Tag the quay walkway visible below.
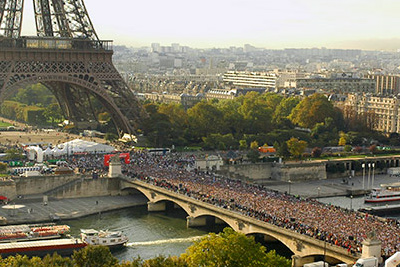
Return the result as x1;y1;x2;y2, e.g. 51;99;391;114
0;195;147;225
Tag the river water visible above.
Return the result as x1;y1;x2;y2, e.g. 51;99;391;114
65;206;212;262
62;195;400;262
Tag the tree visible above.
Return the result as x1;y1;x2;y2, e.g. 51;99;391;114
286;137;308;158
143;255;187;267
239;140;247;150
250;140;259;150
142;103;173;147
344;145;352;152
0;162;7;173
338;131;347;146
273;97;300;124
72;245;119;267
181;227;290;267
289;93;342;129
247;149;260;163
187;101;224;142
42;103;64;125
237;92;273;134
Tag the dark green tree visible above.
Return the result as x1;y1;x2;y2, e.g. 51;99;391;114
181;227;290;267
187;101;224;142
72;245;119;267
289;93;342;129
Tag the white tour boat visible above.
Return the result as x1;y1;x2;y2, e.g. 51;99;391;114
80;229;128;249
365;182;400;203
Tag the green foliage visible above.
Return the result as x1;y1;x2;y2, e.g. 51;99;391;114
250;140;259;150
134;92;389;150
187;101;224;141
43;103;64;124
0;163;7;173
247;149;260;163
0;101;24;121
181;227;290;267
273;97;300;124
3;149;24;161
143;255;187;267
237;92;273;134
12;84;56;107
289;93;342;129
42;253;74;267
23;106;46;125
202;133;237;150
344;145;352;152
239;139;247;150
72;245;119;267
286;137;308;158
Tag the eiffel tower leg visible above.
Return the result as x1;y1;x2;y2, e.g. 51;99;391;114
0;42;146;136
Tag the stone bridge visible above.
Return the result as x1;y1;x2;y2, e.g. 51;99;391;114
120;178;358;266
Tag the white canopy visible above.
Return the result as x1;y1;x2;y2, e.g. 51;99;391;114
43;147;53;156
59;139;115;154
52;147;63;157
26;146;44;163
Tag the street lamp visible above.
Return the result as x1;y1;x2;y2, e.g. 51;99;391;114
362;163;365;189
317;187;321;198
350;195;353;210
288;180;292;195
371;163;375;188
368;163;371;189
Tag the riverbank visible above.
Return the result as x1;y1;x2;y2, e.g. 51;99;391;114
0;195;148;225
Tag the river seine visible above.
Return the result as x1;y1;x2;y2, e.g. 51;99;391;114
65;206;212;262
63;195;400;262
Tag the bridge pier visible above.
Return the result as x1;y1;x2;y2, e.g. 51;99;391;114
147;201;166;212
186;216;207;227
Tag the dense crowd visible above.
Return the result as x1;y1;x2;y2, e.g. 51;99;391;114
55;150;400;258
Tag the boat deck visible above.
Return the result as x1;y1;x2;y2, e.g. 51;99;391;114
0;238;84;250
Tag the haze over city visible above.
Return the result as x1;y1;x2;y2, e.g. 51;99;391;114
20;0;400;51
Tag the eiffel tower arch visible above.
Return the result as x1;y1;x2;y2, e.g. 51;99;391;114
0;0;145;135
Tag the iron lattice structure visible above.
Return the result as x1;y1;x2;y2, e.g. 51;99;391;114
0;0;145;135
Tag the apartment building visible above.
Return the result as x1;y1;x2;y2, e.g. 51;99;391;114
296;76;375;94
345;94;400;133
223;71;277;90
365;74;400;95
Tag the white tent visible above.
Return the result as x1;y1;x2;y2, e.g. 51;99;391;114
26;146;44;163
44;147;53;157
52;147;63;157
60;139;115;154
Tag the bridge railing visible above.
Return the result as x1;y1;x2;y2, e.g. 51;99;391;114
0;37;113;51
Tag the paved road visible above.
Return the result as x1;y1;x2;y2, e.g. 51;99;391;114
265;173;400;198
0;195;147;225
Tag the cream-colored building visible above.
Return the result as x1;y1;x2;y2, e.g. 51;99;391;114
223;71;277;90
345;94;400;133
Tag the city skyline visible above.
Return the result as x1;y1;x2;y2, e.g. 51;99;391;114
21;0;400;51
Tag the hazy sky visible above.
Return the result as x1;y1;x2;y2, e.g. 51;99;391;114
21;0;400;50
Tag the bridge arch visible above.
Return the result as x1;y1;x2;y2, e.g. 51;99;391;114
246;232;294;258
120;179;359;266
298;254;348;266
1;74;133;134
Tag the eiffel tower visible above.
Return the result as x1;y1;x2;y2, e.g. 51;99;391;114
0;0;145;135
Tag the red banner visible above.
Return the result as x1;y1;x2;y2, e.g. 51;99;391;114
104;153;130;167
